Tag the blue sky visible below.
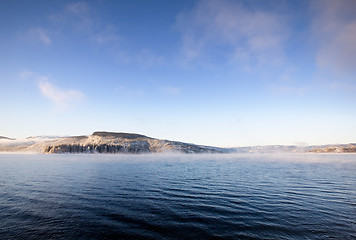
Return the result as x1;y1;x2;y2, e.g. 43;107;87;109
1;0;356;147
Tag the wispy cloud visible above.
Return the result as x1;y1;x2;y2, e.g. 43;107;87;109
50;1;92;30
19;70;34;79
268;85;309;95
113;48;165;68
137;49;165;68
50;2;120;44
115;86;145;97
175;0;289;67
160;86;181;96
38;77;85;110
311;0;356;77
93;33;121;45
66;2;89;15
27;28;51;45
33;1;165;69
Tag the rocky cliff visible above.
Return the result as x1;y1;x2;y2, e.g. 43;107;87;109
26;131;228;154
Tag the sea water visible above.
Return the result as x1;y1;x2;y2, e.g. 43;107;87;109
0;153;355;239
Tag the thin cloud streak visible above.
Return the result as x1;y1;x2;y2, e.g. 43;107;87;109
47;2;163;69
38;78;85;111
50;1;121;44
27;28;51;45
175;0;289;67
160;86;181;96
63;1;92;30
311;0;356;77
19;70;34;79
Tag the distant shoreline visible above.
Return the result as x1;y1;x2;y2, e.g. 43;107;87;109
1;131;355;154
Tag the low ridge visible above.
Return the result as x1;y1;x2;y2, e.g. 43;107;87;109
92;131;152;139
0;136;15;140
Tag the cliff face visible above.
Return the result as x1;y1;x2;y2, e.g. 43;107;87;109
29;131;227;154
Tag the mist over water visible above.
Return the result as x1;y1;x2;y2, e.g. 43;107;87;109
0;153;355;239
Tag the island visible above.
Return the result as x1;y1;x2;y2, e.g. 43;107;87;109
1;131;228;154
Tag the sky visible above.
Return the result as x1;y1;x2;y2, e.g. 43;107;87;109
1;0;356;147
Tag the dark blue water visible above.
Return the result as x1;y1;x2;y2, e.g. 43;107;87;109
0;153;355;239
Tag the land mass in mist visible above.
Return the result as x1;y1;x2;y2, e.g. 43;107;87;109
0;131;355;154
234;144;356;153
0;136;15;140
0;131;227;154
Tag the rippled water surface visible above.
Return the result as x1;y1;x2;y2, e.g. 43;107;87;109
0;153;355;239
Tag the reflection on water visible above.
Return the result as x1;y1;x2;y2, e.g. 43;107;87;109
0;153;355;239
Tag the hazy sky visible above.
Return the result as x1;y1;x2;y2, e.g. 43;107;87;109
1;0;356;147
